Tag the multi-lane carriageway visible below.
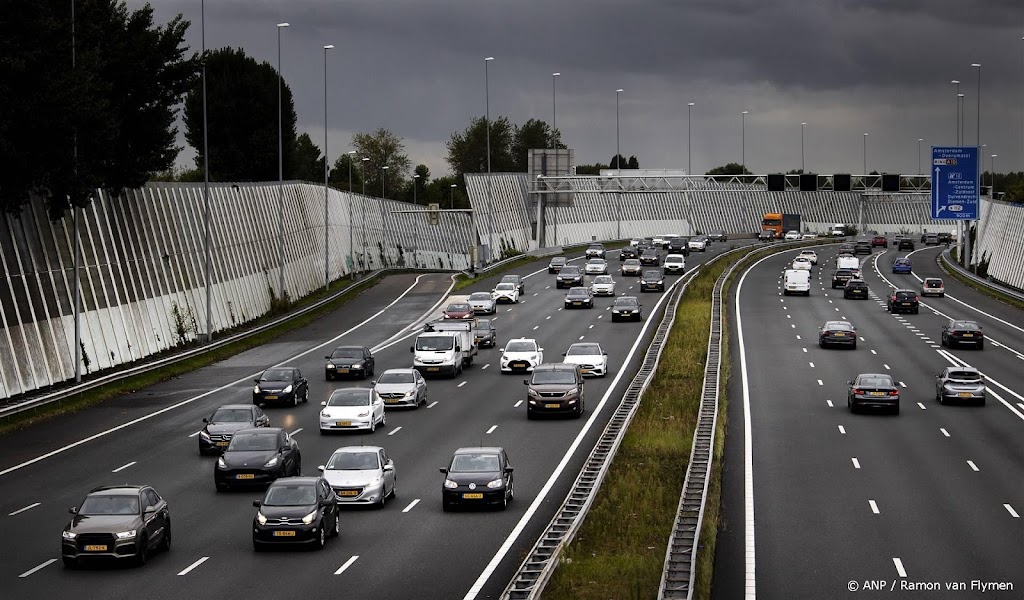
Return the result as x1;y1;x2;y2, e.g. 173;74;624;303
714;243;1023;599
0;242;744;599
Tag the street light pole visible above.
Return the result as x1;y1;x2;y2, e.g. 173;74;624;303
972;63;981;147
616;88;624;240
687;102;694;174
484;56;494;266
552;72;560;248
413;174;419;204
322;44;333;290
72;0;82;380
347;150;355;275
800;122;806;172
276;22;289;301
741;111;749;171
917;138;924;175
201;0;213;343
991;154;997;192
863;132;868;178
361;156;369;269
951;79;960;144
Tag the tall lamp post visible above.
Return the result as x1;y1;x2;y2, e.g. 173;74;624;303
381;165;389;264
201;0;213;343
276;22;289;300
951;79;961;144
971;63;981;147
917;138;924;175
615;88;624;240
72;0;82;379
322;44;334;290
687;102;695;174
484;56;495;266
957;93;965;145
800;122;807;172
346;150;355;275
551;72;560;248
991;154;997;192
413;173;420;204
862;132;868;178
361;156;369;269
741;110;749;171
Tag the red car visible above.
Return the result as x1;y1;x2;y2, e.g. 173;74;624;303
443;302;475;320
871;235;888;248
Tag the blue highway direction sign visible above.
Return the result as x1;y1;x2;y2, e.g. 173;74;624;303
931;146;978;220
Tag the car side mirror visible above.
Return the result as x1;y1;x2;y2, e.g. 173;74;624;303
202;418;209;423
253;378;260;384
144;505;157;514
846;381;853;385
523;379;529;385
505;467;514;473
384;464;394;472
371;380;377;386
410;346;414;352
69;507;78;515
320;401;327;406
603;352;608;356
317;465;325;472
252;500;261;508
539;348;544;352
562;352;567;356
439;468;448;474
325;355;331;359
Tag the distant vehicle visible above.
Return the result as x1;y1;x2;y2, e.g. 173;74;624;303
853;240;872;255
252;477;340;550
660;234;684;249
829;223;847;237
801;233;818;239
921;277;945;298
585;244;606;259
924;234;939;246
819;320;857;349
838;243;855;254
62;485;171;568
619;246;639;260
757;230;775;242
215;428;301;490
373;368;427;408
640;269;665;292
784;230;801;241
525;363;586;418
564;287;595;309
688;237;708;252
255;367;309;405
319;388;385;434
474;318;497;348
640;248;661;265
562;342;609;378
468;291;497;314
797;250;818;264
629;238;643;247
871;235;888;247
611;296;642;322
886;289;919;314
831;269;857;288
848;374;900;414
584;258;609;275
762;213;801;238
843;279;869;299
443;302;475;320
937;232;954;244
319;446;397;507
547;256;567;273
791;257;812;271
590;275;616;296
837;255;860;271
783;269;811;295
707;230;728;242
556;265;584;288
892;257;912;274
491;282;520;304
621;258;643;276
440;447;514;511
418;320;477;373
941;319;984;349
199;404;270;455
500;274;525;294
897;238;915;251
663;254;686;274
935;367;986;405
666;237;690;255
500;338;544;373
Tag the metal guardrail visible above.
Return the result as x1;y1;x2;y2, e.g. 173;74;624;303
939;249;1024;303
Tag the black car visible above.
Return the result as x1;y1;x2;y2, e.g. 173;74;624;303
474;318;497;348
640;269;665;292
252;477;339;551
440;447;514;511
500;274;525;294
757;230;775;242
62;485;170;568
585;244;606;259
666;237;690;255
708;230;728;242
611;296;642;321
253;367;309;406
199;404;270;455
848;373;900;414
619;246;639;261
886;289;919;314
838;243;855;254
215;428;301;491
937;232;953;244
831;269;856;288
639;249;661;266
325;345;374;380
843;279;869;299
556;265;584;288
941;319;984;349
897;238;915;251
547;256;567;273
819;320;857;349
853;240;872;255
564;286;594;308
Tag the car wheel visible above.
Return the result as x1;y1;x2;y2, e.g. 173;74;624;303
851;342;857;350
159;521;172;552
913;308;919;314
134;536;149;566
331;511;341;537
442;502;452;512
62;557;77;569
848;398;857;413
253;540;265;552
381;411;387;427
369;417;376;433
315;522;326;550
978;397;986;407
293;458;302;476
526;410;535;420
939;293;945;298
326;373;333;381
303;388;309;403
978;341;984;350
937;391;944;404
500;492;508;511
892;404;900;416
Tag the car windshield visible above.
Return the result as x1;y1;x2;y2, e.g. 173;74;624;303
506;341;536;352
594;276;613;284
330;348;362;359
644;271;661;278
495;283;515;291
210;408;253;423
835;270;853;276
588;259;604;264
925;279;942;286
260;369;293;382
858;376;893;387
79;495;140;515
588;245;603;251
327;452;380;470
263;484;317;507
949;370;982;381
328;390;371;407
895;259;910;265
475;319;492;329
560;266;580;274
615;298;639;307
825;322;853;331
532;370;578;384
566;344;601;356
416;336;453;351
550;257;566;265
567;289;589;297
228;432;279;451
469;292;491;301
450;454;500;473
624;260;640;266
447;304;470;312
377;371;414;384
895;292;916;300
666;256;682;263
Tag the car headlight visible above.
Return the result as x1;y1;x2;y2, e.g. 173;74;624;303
199;429;211;441
256;511;267;525
253;385;261;393
301;510;317;525
357;410;369;417
321;411;330;418
217;456;227;469
369;476;382;487
404;390;416;397
565;387;579;397
657;280;664;285
326;362;335;368
264;456;280;468
527;388;540;397
115;530;137;540
444;479;459;489
62;530;77;540
487;479;504;489
352;362;364;369
282;385;293;394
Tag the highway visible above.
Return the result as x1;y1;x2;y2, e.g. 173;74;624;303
714;242;1024;598
0;242;739;599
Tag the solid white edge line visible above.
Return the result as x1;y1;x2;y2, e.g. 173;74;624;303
111;461;136;473
935;349;1024;422
427;401;438;408
188;430;202;438
869;500;879;514
18;558;57;578
893;557;907;578
177;556;209;576
387;426;402;436
334;555;359;575
1;274;435;478
402;499;420;513
8;502;41;516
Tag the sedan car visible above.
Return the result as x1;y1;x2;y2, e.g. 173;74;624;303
892;257;912;274
547;256;567;273
871;235;888;248
590;275;616;296
837;243;855;254
688;237;708;252
373;368;427;408
831;268;857;288
500;274;525;294
319;446;396;507
791;256;812;271
783;230;801;241
500;338;543;373
254;367;309;406
797;249;818;265
886;289;919;314
843;279;870;300
325;346;374;380
853;240;872;255
848;374;900;414
708;230;728;242
757;230;775;242
199;404;270;455
562;342;608;377
639;248;661;266
319;388;386;434
215;428;301;491
491;282;520;304
611;296;642;322
585;243;606;259
443;302;475;320
897;238;915;251
564;287;594;308
440;447;514;511
935;367;986;405
819;320;857;349
585;258;609;275
640;269;665;292
619;246;639;260
62;485;170;568
474;318;497;348
663;254;686;274
941;319;984;349
468;291;497;315
556;265;584;288
621;258;643;276
921;277;945;298
252;477;339;550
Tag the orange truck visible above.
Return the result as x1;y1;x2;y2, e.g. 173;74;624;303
761;213;801;238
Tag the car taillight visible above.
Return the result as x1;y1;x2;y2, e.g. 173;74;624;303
914;295;919;302
889;390;899;396
852;389;863;395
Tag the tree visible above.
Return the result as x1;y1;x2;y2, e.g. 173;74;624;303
511;118;561;171
407;164;430;204
627;155;639;169
328;153;365;192
426;175;464;209
353;128;412;200
705;163;751;176
446;116;516;177
574;163;607;175
183;47;297;182
0;0;199;217
291;133;323;182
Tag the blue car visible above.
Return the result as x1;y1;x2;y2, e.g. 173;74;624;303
892;258;912;274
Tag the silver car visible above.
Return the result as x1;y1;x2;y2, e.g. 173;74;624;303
319;446;397;507
621;258;643;276
468;291;497;315
585;258;608;275
935;367;985;405
373;368;427;408
590;275;616;296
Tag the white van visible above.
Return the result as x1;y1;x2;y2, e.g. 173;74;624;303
837;255;860;270
783;269;811;296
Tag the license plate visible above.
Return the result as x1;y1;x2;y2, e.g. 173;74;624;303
901;303;911;306
961;333;974;337
869;392;886;396
958;392;973;397
236;473;255;479
215;441;230;447
573;302;582;305
272;531;296;537
339;368;349;374
462;493;484;499
264;395;278;400
336;421;351;427
339;490;359;497
834;333;846;337
385;399;401;404
580;369;591;374
514;362;527;368
84;544;107;552
426;367;440;372
545;403;561;408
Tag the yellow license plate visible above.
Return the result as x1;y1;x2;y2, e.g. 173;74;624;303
545;403;561;408
834;333;846;337
580;369;591;374
962;333;974;337
336;421;351;426
573;302;582;305
339;368;350;373
339;490;359;497
215;441;230;447
462;493;484;499
272;530;296;537
869;392;886;396
385;399;401;404
264;395;278;400
958;392;973;397
427;367;440;371
84;544;107;552
236;473;255;479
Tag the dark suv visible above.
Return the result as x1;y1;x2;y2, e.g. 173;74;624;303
619;246;638;260
886;289;919;314
639;248;661;266
843;279;870;299
897;238;915;251
640;269;665;292
62;485;171;567
666;237;690;255
556;265;584;288
524;363;585;418
853;240;872;255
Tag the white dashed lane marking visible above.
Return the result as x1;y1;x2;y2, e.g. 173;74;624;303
8;502;41;516
967;460;979;471
334;556;360;575
852;458;861;469
177;556;209;576
387;427;402;436
402;499;420;513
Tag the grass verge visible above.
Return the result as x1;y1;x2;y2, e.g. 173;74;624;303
0;274;382;436
452;256;539;292
939;255;1024;311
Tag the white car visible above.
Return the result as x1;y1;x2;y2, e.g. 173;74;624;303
468;291;497;314
688;238;707;252
319;388;385;434
630;238;643;247
652;235;668;246
318;446;396;507
791;256;812;271
562;342;609;377
491;282;520;304
663;254;686;273
500;338;544;373
590;275;616;296
797;250;818;265
373;368;427;408
784;230;801;241
801;233;818;239
584;258;608;275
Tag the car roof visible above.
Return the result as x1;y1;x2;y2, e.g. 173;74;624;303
267;476;321;486
453;446;504;455
214;404;256;411
534;362;579;371
509;337;537;343
332;445;384;454
380;368;416;375
88;485;146;495
334;345;366;351
501;274;521;279
665;254;685;259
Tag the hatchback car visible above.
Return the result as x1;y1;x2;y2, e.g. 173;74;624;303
619;246;639;260
924;234;939;246
547;256;567;273
871;235;888;247
556;265;584;288
468;291;497;315
611;296;642;321
688;237;709;251
663;254;686;274
848;373;900;414
319;388;386;434
831;269;857;288
941;319;984;349
199;404;270;455
252;477;339;550
621;258;643;276
590;275;616;296
640;248;661;266
491;282;520;304
757;230;775;242
892;257;912;274
524;363;586;418
791;256;812;271
886;289;919;314
215;428;301;491
254;367;309;405
564;287;595;309
562;342;608;377
921;277;945;298
373;368;427;408
474;318;497;348
640;269;665;292
819;320;857;349
443;302;475;320
797;249;818;265
62;485;170;568
783;230;801;241
324;346;374;380
441;447;514;510
897;238;915;251
319;446;396;507
585;244;606;259
585;258;609;275
708;230;728;242
500;274;525;294
853;240;872;255
500;338;544;373
843;279;869;299
935;367;986;405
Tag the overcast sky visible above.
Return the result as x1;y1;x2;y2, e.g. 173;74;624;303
134;0;1024;179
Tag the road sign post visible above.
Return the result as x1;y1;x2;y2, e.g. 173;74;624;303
930;146;978;220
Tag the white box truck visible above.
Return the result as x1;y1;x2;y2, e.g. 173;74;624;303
411;320;477;377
